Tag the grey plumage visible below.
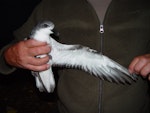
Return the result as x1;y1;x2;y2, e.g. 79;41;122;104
29;20;138;93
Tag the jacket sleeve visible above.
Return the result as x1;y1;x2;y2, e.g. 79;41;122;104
0;44;16;75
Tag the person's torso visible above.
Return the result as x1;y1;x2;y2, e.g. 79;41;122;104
14;0;150;112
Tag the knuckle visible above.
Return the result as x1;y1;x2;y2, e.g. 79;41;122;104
134;65;140;72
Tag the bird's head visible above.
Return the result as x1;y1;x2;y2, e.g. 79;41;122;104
30;21;58;42
36;21;54;35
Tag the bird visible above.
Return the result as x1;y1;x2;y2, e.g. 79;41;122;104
29;20;138;93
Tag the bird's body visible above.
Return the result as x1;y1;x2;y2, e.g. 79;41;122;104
29;21;137;93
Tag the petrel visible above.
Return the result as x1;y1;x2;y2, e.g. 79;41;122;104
29;21;137;93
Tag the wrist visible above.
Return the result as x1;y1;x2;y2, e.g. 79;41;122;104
4;46;14;67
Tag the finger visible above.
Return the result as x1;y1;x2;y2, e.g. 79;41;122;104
24;39;47;48
26;63;51;71
148;75;150;81
28;55;50;66
140;63;150;77
128;57;139;73
134;59;147;74
28;45;51;56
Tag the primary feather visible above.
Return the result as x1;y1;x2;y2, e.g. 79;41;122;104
29;21;137;93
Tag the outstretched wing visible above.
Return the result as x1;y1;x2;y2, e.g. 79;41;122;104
51;41;138;84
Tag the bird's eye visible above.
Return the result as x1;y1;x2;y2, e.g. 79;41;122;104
42;24;49;28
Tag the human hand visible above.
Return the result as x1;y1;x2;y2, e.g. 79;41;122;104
4;39;51;71
129;54;150;80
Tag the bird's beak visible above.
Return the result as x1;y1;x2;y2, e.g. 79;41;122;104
50;29;60;41
52;29;59;36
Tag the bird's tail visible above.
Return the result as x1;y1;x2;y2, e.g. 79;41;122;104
32;68;55;93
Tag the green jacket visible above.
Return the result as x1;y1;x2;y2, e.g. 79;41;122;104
0;0;150;113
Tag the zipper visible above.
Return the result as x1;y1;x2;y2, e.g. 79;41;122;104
100;24;104;34
86;0;112;113
98;1;112;111
99;24;104;54
98;24;104;113
98;79;103;113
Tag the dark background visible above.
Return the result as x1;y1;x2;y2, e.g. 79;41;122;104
0;0;58;113
0;0;40;48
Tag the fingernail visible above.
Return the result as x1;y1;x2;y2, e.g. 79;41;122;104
47;64;51;69
128;69;132;74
